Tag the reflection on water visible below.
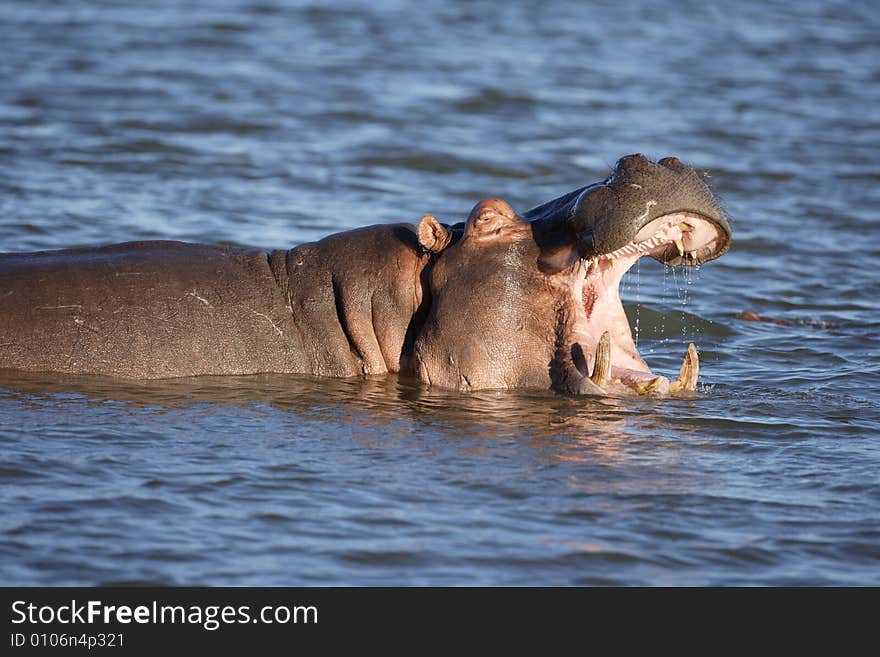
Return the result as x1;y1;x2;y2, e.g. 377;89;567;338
0;369;646;458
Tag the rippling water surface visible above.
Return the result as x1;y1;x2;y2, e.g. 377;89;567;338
1;0;878;585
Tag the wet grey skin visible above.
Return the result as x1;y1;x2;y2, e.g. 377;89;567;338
0;154;731;396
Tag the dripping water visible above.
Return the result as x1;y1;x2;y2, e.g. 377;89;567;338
633;258;641;346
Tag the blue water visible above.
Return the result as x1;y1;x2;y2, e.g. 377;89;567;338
1;0;878;585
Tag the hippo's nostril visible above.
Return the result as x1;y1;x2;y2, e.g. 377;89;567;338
617;153;647;169
658;156;683;169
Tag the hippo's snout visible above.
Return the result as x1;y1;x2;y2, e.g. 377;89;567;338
572;153;732;265
527;154;732;267
517;154;734;397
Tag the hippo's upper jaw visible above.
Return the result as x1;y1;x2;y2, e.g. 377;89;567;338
412;153;732;396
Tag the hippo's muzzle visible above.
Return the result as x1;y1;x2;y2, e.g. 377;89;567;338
528;153;732;265
526;154;733;395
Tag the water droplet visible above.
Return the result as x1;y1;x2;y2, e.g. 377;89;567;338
634;259;641;345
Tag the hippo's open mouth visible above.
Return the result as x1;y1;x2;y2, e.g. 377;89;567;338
570;210;727;395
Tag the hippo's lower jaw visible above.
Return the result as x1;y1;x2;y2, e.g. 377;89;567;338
562;211;725;396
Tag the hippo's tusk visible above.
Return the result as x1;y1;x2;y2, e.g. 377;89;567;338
679;222;695;232
632;375;667;394
674;239;686;257
669;343;700;392
590;331;611;386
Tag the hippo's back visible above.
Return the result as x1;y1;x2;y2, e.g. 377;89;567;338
0;241;307;378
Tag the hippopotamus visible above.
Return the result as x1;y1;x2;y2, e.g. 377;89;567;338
0;154;731;396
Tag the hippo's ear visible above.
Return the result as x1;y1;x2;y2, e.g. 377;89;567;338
417;214;452;253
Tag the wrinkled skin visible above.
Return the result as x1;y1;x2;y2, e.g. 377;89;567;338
0;227;426;379
0;154;731;395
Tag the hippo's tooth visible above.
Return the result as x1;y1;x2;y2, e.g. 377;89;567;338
669;343;700;392
674;239;686;257
679;222;695;232
590;331;611;386
689;250;699;260
632;376;666;395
